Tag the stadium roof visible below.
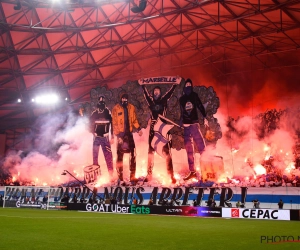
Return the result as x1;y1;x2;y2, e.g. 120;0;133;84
1;0;300;148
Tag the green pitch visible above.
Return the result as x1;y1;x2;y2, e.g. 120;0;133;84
0;208;299;250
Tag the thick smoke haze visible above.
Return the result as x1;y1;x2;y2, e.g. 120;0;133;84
2;103;299;187
2;63;300;186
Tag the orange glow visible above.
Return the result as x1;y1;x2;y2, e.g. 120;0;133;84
284;162;295;173
253;164;266;175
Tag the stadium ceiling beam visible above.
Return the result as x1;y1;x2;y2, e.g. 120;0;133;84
1;0;128;9
272;0;300;24
68;59;133;105
0;7;32;119
1;1;299;33
216;2;270;70
1;20;299;58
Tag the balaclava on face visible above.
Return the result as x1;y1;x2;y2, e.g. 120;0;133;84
97;96;105;110
153;86;161;100
183;79;193;95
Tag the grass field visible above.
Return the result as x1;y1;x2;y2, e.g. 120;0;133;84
0;208;299;250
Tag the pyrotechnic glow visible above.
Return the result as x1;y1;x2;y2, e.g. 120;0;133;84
5;103;300;188
174;173;180;180
231;179;240;184
285;162;295;173
264;154;271;160
218;177;227;183
253;164;266;175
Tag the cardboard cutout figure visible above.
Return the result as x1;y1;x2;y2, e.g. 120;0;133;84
90;96;114;180
179;78;209;181
141;84;177;183
112;91;143;183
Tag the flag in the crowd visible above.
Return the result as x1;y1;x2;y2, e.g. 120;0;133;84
151;117;174;157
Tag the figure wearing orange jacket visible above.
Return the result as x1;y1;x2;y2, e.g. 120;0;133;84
112;92;143;183
112;103;140;135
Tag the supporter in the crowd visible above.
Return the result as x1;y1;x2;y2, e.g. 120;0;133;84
61;195;69;204
104;197;111;204
110;197;117;205
148;199;154;206
117;198;122;204
206;198;213;207
133;198;138;205
72;194;78;203
274;177;282;187
168;199;175;206
31;196;36;204
253;199;260;208
236;200;241;208
206;198;216;207
42;195;48;204
278;199;284;209
193;199;197;207
211;199;216;207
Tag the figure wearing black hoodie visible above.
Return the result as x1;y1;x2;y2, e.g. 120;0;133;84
142;84;177;183
179;78;207;181
90;96;114;178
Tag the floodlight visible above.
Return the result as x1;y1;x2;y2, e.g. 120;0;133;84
35;93;59;104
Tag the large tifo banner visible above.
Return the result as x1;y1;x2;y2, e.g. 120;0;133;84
2;186;67;210
1;186;300;208
1;186;300;221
